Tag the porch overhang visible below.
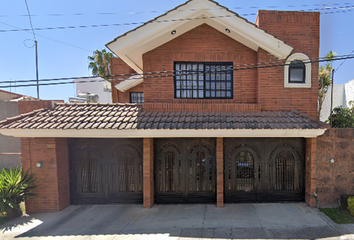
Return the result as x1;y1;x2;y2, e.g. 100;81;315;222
115;75;143;92
0;128;326;138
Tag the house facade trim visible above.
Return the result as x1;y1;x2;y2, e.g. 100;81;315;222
106;0;293;74
115;75;143;92
0;128;326;138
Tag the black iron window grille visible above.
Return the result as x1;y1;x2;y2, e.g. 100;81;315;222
130;92;144;104
174;62;233;99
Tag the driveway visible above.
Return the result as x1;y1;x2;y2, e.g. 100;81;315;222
1;203;354;239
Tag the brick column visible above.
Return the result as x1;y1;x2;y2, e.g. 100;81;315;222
305;138;317;207
21;137;70;213
143;138;154;208
216;137;224;208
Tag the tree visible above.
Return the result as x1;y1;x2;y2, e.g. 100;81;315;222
328;101;354;128
88;49;115;79
318;51;337;119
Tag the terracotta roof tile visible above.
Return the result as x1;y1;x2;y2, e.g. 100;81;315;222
0;103;329;131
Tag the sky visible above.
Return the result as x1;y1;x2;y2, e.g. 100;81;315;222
1;0;353;102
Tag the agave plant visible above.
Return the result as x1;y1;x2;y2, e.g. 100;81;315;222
0;167;36;214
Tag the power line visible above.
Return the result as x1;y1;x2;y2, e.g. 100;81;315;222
0;5;353;33
0;20;92;52
0;54;353;88
24;0;36;40
336;49;354;71
0;55;333;84
1;3;353;17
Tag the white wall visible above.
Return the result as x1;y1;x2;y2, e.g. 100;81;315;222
320;79;354;122
74;77;112;103
344;79;354;107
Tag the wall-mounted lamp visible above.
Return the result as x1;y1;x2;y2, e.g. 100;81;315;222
171;30;176;35
225;28;230;33
329;158;335;164
36;162;44;168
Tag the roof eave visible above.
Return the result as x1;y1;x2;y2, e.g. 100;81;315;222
106;0;293;73
0;128;327;139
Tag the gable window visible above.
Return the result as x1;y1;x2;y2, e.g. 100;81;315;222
284;53;311;88
130;92;144;104
174;62;233;99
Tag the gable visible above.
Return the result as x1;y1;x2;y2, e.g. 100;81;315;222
147;23;257;55
106;0;293;74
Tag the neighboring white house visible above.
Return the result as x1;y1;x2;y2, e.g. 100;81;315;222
73;77;112;103
320;79;354;122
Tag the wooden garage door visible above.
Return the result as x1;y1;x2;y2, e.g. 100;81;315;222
154;138;216;203
69;138;143;204
224;138;305;203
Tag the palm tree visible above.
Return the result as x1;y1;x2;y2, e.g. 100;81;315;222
88;49;114;79
318;51;337;120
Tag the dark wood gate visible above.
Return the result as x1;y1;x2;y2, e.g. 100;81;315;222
154;138;216;203
69;138;143;204
224;138;304;203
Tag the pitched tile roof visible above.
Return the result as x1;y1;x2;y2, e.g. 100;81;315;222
0;103;328;130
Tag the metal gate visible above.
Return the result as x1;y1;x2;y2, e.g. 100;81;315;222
224;138;304;203
69;138;143;204
154;138;216;203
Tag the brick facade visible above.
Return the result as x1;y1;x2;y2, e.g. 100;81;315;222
316;128;354;207
216;137;224;208
305;138;317;207
256;11;319;118
143;138;154;208
111;11;319;118
21;137;69;213
18;100;63;115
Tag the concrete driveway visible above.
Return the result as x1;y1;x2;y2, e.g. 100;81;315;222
1;203;354;239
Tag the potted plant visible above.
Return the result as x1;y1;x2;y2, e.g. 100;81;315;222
0;167;36;219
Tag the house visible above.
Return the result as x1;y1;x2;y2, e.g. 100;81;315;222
71;77;112;103
320;79;354;121
0;0;329;213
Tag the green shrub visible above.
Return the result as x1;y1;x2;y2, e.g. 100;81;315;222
348;197;354;216
0;167;36;214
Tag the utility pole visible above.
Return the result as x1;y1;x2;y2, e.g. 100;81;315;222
330;69;334;127
35;40;39;99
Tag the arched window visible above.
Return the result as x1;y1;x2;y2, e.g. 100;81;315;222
284;53;311;88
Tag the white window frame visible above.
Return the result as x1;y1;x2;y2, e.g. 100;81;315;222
284;53;311;88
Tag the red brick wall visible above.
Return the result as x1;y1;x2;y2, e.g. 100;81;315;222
256;11;319;118
305;138;317;207
18;100;63;114
316;128;354;207
142;24;258;104
111;58;138;103
143;138;154;208
216;137;223;207
21;138;69;213
111;13;319;117
116;84;144;103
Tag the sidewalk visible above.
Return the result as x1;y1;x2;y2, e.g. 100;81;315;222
1;203;354;239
